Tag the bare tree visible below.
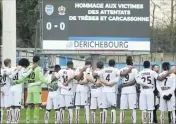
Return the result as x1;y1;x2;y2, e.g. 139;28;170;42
170;0;176;52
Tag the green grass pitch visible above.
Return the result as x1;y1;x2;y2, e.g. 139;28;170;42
2;108;169;123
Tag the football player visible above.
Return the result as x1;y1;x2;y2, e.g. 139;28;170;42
152;64;160;124
97;59;132;124
157;62;175;124
0;60;4;123
44;65;71;124
86;61;104;124
14;56;49;123
75;61;92;124
9;58;29;123
136;61;174;123
119;56;138;124
53;61;75;124
1;58;13;123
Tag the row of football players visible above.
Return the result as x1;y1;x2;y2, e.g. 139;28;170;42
0;56;175;124
0;58;37;123
44;56;176;124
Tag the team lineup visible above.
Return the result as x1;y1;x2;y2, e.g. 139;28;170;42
0;56;176;124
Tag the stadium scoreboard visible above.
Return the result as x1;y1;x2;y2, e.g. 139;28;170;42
43;0;150;51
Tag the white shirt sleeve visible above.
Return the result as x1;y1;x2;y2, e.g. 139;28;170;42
3;68;12;76
152;71;158;79
119;68;124;78
21;69;33;78
116;69;121;76
134;69;138;78
9;70;19;79
166;74;176;94
156;80;162;94
97;69;103;77
55;72;61;79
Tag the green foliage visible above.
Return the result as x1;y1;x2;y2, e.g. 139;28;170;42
16;0;39;47
151;26;176;52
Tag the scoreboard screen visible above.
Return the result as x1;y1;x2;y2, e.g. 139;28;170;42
43;0;150;51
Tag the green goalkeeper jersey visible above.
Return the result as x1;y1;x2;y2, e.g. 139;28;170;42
16;66;48;93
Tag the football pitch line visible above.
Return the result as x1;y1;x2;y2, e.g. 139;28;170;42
2;108;169;123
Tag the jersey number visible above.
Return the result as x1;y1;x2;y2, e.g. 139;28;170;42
13;73;19;80
125;74;129;81
141;76;151;84
0;75;6;82
0;75;6;86
164;78;167;86
106;74;110;82
62;75;68;83
28;72;35;83
29;72;35;79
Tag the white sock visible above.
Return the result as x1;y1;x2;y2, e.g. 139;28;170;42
103;109;107;123
111;109;116;124
75;106;80;124
84;105;89;124
132;109;136;124
160;111;165;124
171;110;175;123
60;109;64;124
68;109;73;124
100;111;103;124
55;111;60;124
44;111;50;124
14;108;20;123
142;110;147;124
0;109;3;123
10;108;15;123
91;111;96;124
120;110;125;124
148;110;153;123
6;109;12;123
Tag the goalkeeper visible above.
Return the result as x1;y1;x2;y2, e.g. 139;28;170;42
15;56;50;123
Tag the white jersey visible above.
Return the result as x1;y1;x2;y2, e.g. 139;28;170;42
157;71;176;95
0;68;5;88
10;68;25;92
90;69;102;97
98;67;120;92
1;67;12;94
76;68;91;93
137;68;158;91
56;68;75;95
120;67;138;94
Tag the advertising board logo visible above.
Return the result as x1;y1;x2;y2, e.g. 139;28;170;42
45;5;54;16
58;5;66;15
66;41;73;48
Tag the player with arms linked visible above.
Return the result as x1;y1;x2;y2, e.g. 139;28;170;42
9;58;30;123
119;56;138;124
75;61;92;124
51;61;75;124
14;56;50;123
136;61;174;124
97;59;132;124
156;62;176;124
86;61;104;124
44;65;71;124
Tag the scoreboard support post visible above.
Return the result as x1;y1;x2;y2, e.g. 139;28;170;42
2;0;16;66
91;54;100;70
